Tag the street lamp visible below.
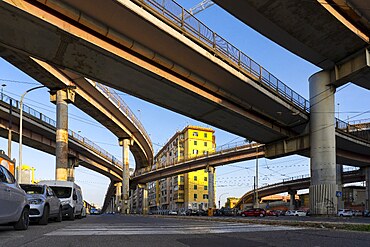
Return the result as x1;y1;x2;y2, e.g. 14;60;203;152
218;192;229;209
18;85;46;182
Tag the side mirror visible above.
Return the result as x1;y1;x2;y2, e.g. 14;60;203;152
73;194;77;200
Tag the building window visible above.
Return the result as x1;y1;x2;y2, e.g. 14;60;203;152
204;142;207;147
179;185;184;190
194;194;198;199
194;176;197;181
193;149;198;154
193;132;198;136
194;140;197;145
204;177;207;181
180;176;184;182
204;185;207;190
194;185;197;190
204;133;207;138
203;194;208;199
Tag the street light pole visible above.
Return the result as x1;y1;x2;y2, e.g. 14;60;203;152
255;145;259;208
18;85;45;182
218;192;229;209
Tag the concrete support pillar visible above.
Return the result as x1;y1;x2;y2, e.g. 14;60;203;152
289;190;296;210
115;182;122;213
55;90;69;181
119;138;131;214
207;166;216;209
139;184;148;215
366;167;370;211
136;186;140;213
309;70;338;215
130;189;134;214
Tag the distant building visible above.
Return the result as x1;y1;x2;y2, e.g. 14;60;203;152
143;126;216;213
19;165;36;184
225;197;239;208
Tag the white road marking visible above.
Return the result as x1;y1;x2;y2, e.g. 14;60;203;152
45;223;303;236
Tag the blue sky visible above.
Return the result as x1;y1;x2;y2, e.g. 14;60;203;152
0;0;368;207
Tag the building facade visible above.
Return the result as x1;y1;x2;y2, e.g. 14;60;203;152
148;126;216;212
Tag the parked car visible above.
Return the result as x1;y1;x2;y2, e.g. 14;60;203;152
90;208;100;215
353;210;362;216
266;210;279;216
337;209;353;217
285;210;307;216
241;208;266;217
0;165;30;230
168;210;178;215
20;184;62;225
39;180;84;220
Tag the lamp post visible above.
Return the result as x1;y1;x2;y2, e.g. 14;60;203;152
18;85;45;182
218;192;229;209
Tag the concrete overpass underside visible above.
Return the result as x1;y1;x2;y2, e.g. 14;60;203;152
0;0;310;144
213;0;370;89
0;49;153;169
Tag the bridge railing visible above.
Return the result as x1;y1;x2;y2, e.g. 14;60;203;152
336;118;370;142
134;0;310;112
89;80;153;151
0;92;123;169
134;141;262;176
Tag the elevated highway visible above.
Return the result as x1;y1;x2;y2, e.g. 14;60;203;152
0;50;153;169
234;169;365;208
212;0;370;89
0;0;310;143
0;93;123;182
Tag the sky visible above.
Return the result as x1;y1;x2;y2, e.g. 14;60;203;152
0;0;368;208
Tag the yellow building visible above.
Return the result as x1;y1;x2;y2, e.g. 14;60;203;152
148;126;216;212
225;197;240;209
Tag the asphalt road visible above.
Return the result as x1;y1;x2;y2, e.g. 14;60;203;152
1;214;370;247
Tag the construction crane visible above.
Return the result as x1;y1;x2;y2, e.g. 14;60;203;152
188;0;214;16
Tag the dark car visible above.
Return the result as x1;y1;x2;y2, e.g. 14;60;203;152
266;210;279;217
241;208;266;217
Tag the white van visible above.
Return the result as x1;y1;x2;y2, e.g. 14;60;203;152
39;180;84;220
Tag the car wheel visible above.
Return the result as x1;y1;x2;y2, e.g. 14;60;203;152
39;205;49;225
14;207;29;230
68;208;75;221
76;209;83;219
55;207;62;222
241;213;245;217
260;214;264;217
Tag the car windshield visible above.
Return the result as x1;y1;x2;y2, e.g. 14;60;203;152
50;186;72;198
21;185;44;194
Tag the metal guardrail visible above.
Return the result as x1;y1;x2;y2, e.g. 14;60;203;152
336;118;370;142
135;141;262;175
88;80;153;151
0;93;123;169
133;0;310;112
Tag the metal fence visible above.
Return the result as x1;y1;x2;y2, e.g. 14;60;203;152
0;92;123;169
336;118;370;142
133;0;310;112
87;80;153;151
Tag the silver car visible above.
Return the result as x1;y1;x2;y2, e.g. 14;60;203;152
0;165;30;230
20;184;62;225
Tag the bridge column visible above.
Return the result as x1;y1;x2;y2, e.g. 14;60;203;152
51;89;75;181
207;166;216;209
289;190;296;210
138;184;148;215
130;189;134;214
115;182;122;213
119;138;132;214
309;70;338;215
366;167;370;211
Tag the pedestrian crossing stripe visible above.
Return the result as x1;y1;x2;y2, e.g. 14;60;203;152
45;223;303;236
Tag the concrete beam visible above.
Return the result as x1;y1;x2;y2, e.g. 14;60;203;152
265;134;309;159
331;48;370;89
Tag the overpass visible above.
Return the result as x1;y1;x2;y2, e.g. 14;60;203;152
234;169;365;209
212;0;370;89
0;92;124;182
0;0;369;214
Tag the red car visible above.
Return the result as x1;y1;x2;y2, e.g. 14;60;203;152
241;208;266;217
